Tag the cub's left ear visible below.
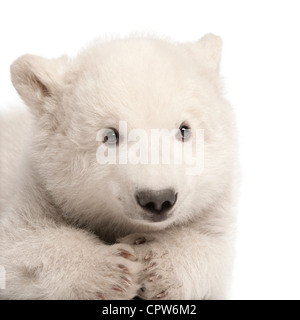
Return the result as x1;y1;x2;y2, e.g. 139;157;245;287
189;33;223;75
10;54;68;116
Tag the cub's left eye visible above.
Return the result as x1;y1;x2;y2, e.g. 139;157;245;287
176;124;192;142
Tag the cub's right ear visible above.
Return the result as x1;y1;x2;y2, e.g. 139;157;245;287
10;54;67;116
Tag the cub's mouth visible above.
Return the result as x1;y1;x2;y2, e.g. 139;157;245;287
142;211;173;223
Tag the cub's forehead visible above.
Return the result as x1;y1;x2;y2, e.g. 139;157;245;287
69;38;201;125
74;38;197;91
77;37;193;73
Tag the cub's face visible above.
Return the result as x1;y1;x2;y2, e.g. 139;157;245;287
11;35;236;231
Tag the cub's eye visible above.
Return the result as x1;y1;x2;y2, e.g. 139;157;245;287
177;124;192;142
103;128;119;145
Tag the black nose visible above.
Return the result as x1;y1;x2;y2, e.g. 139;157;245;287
135;189;177;214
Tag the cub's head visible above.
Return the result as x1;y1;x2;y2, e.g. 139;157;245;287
11;34;236;232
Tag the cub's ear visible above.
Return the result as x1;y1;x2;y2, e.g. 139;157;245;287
189;33;223;75
10;54;68;116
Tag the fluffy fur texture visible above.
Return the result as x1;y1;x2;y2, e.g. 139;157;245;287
0;34;238;300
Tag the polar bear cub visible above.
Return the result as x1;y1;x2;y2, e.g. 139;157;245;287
0;34;238;299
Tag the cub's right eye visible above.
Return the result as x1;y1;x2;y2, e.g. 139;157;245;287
103;128;119;145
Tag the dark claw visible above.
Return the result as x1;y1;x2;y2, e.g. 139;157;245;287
119;250;137;261
118;264;130;274
156;291;167;299
135;237;146;245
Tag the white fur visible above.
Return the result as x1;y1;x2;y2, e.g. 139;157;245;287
0;34;238;300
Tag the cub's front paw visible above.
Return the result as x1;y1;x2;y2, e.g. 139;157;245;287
118;234;184;300
95;243;142;300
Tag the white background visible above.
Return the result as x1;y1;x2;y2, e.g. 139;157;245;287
1;0;300;300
